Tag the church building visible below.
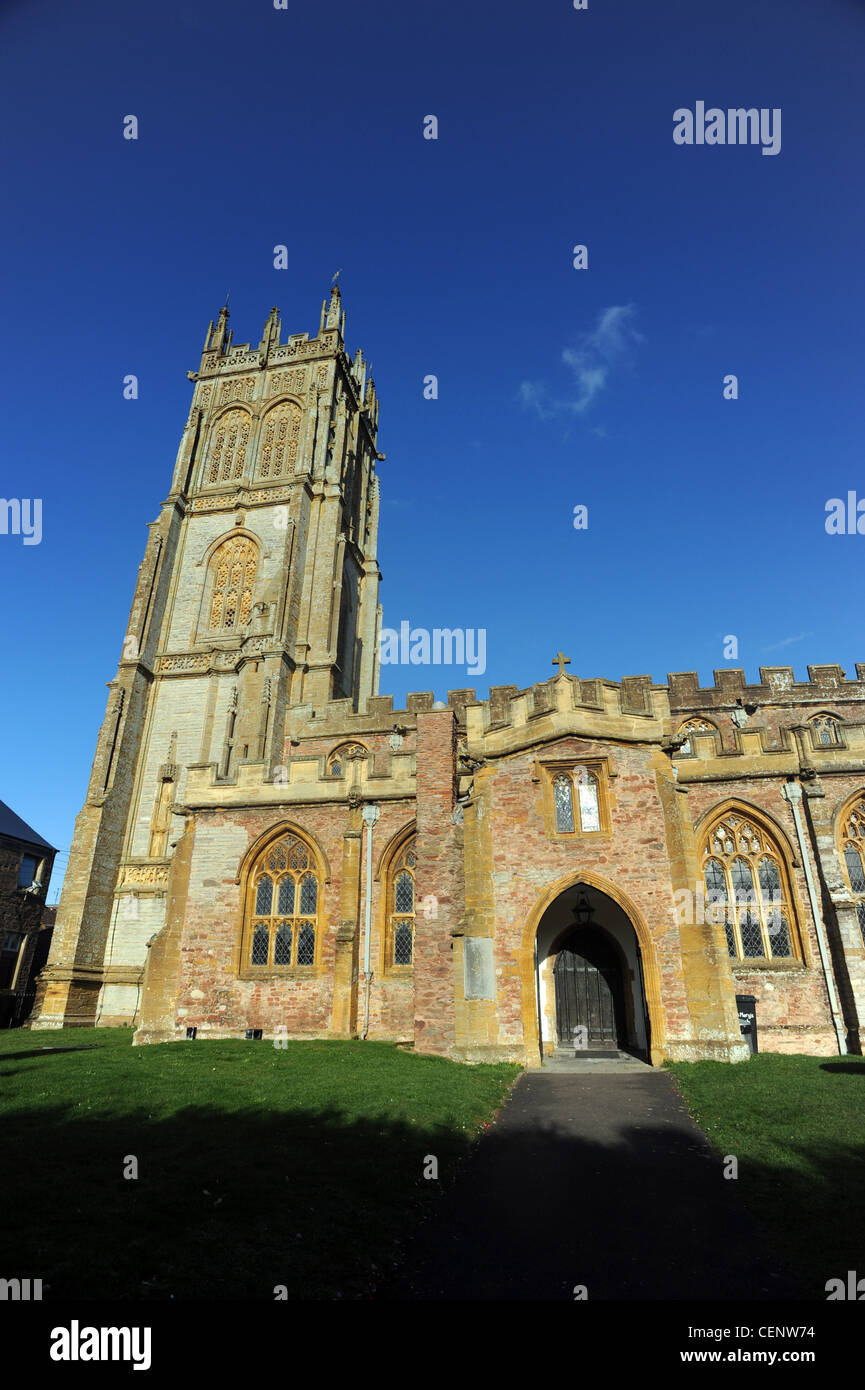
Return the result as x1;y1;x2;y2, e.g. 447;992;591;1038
31;290;865;1063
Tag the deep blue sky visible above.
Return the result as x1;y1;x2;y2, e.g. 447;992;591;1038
2;0;863;896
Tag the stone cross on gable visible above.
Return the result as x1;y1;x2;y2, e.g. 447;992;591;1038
552;651;571;677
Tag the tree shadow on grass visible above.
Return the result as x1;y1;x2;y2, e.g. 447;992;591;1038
3;1092;861;1301
376;1117;865;1301
0;1046;99;1062
0;1101;469;1301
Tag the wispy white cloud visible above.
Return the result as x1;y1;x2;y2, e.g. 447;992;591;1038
683;322;717;341
519;304;643;420
762;633;810;653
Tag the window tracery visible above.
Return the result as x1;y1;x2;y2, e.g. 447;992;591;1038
701;812;796;961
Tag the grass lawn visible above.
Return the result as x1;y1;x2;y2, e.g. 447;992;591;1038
666;1053;865;1298
0;1028;520;1300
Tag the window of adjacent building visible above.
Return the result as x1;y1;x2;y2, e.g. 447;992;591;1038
551;770;602;835
0;931;24;989
840;798;865;947
17;854;39;888
244;833;319;969
676;718;717;757
387;836;416;968
701;812;797;962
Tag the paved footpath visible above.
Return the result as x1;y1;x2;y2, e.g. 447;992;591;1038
385;1070;794;1301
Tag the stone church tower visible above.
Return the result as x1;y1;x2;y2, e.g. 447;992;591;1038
34;287;383;1029
32;290;865;1066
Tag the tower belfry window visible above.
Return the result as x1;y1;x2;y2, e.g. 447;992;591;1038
207;537;258;635
206;409;251;484
258;402;301;479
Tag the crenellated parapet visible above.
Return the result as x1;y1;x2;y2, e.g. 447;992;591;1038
668;665;865;713
257;662;865;778
460;674;671;760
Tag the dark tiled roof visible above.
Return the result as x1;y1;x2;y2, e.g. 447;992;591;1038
0;800;55;851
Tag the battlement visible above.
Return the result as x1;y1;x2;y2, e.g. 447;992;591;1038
456;675;670;756
668;664;865;711
189;288;378;422
326;676;664;733
317;661;865;761
266;660;865;745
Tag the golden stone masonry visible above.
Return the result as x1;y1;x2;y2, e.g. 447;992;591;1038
30;292;865;1065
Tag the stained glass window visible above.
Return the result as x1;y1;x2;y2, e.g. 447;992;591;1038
255;877;273;915
327;743;368;777
840;799;865;947
553;776;575;834
810;714;840;746
296;924;315;965
251;925;269;965
552;770;604;835
700;812;797;961
246;833;319;968
389;837;416;967
578;776;601;832
845;846;865;895
274;923;293;964
394;922;413;965
299;873;317;915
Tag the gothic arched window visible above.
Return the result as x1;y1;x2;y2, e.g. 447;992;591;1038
207;536;258;634
677;718;717;757
326;743;368;777
839;798;865;946
256;401;302;480
700;810;797;961
809;713;841;747
244;833;320;969
387;836;416;968
206;408;251;484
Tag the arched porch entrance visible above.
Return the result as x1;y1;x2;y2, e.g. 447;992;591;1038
522;874;665;1066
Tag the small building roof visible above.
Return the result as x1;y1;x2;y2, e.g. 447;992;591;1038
0;800;55;852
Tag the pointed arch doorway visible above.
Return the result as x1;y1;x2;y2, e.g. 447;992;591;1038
525;877;661;1064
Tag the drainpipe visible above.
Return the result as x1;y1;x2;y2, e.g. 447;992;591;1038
781;780;847;1055
360;804;380;1039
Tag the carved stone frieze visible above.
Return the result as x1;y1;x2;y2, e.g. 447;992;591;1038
121;863;170;886
191;484;294;512
157;635;275;676
158;653;209;672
